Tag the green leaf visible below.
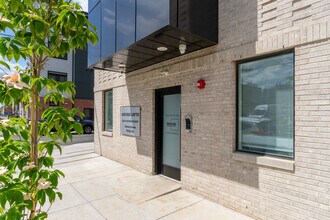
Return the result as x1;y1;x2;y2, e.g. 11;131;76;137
55;169;65;178
0;60;10;70
46;143;54;156
32;211;48;220
19;130;29;141
35;80;42;93
43;157;54;167
0;193;6;208
45;189;56;203
10;3;18;13
56;192;63;200
37;190;46;206
72;122;83;134
34;20;45;33
2;129;10;141
49;172;58;187
54;143;62;155
56;9;69;25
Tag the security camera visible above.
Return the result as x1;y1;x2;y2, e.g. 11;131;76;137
179;44;186;54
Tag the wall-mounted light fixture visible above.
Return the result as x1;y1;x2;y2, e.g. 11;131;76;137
118;64;126;69
159;69;169;76
157;46;168;52
118;63;126;73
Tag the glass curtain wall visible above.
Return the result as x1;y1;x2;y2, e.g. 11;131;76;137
88;0;170;67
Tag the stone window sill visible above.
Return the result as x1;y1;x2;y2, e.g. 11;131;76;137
102;131;113;137
233;152;295;171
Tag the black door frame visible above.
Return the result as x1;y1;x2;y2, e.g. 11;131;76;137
155;85;181;181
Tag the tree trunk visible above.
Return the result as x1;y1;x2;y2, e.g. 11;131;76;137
30;86;38;165
29;66;39;219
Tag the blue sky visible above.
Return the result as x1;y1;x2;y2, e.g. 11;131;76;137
0;0;88;76
74;0;88;12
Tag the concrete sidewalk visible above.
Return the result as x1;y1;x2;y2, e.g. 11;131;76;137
48;142;254;220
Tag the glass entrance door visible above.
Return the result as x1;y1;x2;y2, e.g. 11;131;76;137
162;94;181;179
155;86;181;181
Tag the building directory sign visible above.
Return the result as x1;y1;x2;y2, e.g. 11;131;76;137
120;106;141;137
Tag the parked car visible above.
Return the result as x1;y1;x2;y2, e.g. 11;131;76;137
248;104;275;120
74;116;94;134
241;119;265;135
38;116;94;134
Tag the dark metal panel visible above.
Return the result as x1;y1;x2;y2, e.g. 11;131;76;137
74;49;94;100
169;0;178;27
178;0;218;43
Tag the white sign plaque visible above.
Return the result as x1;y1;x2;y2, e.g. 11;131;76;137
120;106;141;137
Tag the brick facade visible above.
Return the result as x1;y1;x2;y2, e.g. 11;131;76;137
74;99;94;115
37;98;93;119
93;1;330;219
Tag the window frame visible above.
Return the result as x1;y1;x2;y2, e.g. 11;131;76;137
236;50;295;159
103;90;113;132
48;71;68;82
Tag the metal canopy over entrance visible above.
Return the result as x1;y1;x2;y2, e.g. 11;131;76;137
93;26;217;73
88;0;218;73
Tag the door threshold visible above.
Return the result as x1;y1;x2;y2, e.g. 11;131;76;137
159;174;181;183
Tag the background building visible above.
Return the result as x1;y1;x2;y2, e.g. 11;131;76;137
39;48;94;120
89;0;330;219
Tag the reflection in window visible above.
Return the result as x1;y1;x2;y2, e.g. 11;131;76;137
88;0;100;13
88;2;101;67
116;0;136;50
136;0;170;40
102;0;116;59
104;90;113;132
238;53;294;158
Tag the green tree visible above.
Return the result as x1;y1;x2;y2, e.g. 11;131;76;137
0;0;97;219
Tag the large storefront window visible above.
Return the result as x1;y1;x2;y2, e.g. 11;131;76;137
238;52;294;158
104;90;113;132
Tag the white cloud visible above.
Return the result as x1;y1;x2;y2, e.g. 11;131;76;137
73;0;88;12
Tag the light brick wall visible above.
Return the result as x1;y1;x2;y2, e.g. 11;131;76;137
93;0;330;219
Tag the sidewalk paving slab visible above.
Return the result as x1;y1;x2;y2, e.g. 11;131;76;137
48;184;87;214
91;195;149;220
137;190;202;219
160;200;254;220
47;142;254;220
48;203;105;220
